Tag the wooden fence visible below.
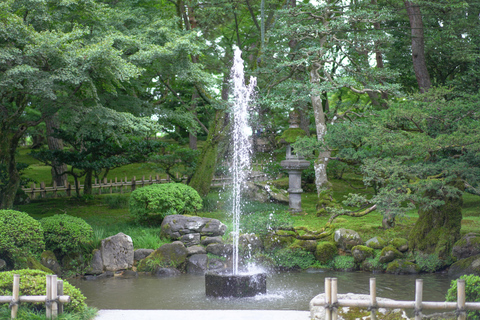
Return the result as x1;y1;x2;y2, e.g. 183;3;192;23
313;277;480;320
0;274;70;319
21;170;270;199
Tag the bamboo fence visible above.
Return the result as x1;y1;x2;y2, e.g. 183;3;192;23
0;274;70;319
21;163;270;199
315;277;480;320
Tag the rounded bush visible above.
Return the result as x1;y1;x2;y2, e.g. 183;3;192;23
0;210;45;268
129;183;203;221
446;274;480;319
40;214;93;255
0;269;86;312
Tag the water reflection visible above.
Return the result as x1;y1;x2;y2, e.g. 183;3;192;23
70;271;454;311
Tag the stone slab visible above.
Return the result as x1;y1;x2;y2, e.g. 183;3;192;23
95;310;310;320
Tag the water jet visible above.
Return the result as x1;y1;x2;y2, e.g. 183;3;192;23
204;48;266;298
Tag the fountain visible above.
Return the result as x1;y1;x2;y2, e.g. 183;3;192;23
205;48;267;298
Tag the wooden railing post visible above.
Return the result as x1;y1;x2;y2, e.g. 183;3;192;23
457;279;466;320
331;278;338;320
11;274;19;319
57;280;64;315
415;279;423;320
325;277;332;320
370;278;377;320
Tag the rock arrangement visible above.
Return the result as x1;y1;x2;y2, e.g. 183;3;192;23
35;217;480;279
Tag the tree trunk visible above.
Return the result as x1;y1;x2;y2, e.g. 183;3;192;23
0;127;26;209
188;110;227;197
83;169;93;195
45;116;68;186
404;1;432;92
310;63;331;196
408;184;463;259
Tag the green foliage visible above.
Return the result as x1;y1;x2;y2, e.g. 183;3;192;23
333;255;356;271
147;143;199;183
364;251;387;271
0;269;87;313
241;210;293;238
0;210;45;269
40;215;93;256
129;183;202;222
446;274;480;320
103;194;130;209
0;305;97;320
414;252;443;273
270;248;316;270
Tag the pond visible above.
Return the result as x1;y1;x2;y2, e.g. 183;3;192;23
70;270;455;311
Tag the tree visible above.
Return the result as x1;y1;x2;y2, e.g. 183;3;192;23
0;0;145;208
32;107;160;196
259;0;396;196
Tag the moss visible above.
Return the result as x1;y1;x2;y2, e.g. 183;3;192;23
380;245;403;259
263;234;295;252
277;128;307;144
26;256;53;273
291;240;317;252
408;183;463;259
386;259;420;274
390;238;408;250
314;242;337;264
352;245;375;263
366;236;387;249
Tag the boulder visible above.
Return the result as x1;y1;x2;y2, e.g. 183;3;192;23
310;293;408;320
154;268;181;278
0;259;6;271
352;245;375;263
263;232;295;251
386;259;420;274
180;233;201;247
390;238;409;252
137;241;188;272
452;233;480;260
206;243;233;257
134;249;154;261
448;254;480;277
239;233;264;253
201;236;223;246
334;228;362;251
117;270;138;279
243;182;289;204
86;249;103;275
314;242;337;264
186;254;208;274
379;245;403;264
161;215;226;240
294;240;317;253
40;250;61;275
187;245;206;256
101;232;134;272
366;236;387;249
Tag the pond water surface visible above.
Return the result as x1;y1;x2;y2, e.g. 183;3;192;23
71;271;455;311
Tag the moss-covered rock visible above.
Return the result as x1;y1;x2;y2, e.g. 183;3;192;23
263;233;295;252
137;241;188;272
408;183;463;259
366;236;388;249
448;254;480;277
390;238;408;252
26;256;53;273
352;245;375;263
314;242;337;264
379;245;403;264
40;250;61;275
386;259;420;274
334;228;362;251
452;233;480;260
292;240;317;253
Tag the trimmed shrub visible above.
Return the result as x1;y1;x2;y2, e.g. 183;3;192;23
446;274;480;319
40;214;93;256
0;210;45;268
129;183;202;222
271;248;316;270
0;269;87;312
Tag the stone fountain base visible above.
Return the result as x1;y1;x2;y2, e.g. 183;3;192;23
205;271;267;298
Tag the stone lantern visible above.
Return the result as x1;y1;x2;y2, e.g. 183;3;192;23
280;112;310;213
